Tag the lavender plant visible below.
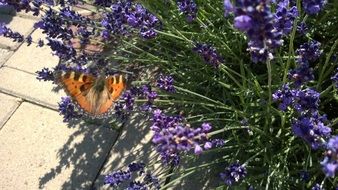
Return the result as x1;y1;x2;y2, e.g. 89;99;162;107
1;0;338;189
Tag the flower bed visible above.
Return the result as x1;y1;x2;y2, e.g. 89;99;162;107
1;0;338;189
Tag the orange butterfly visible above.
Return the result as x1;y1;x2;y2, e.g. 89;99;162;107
58;71;126;115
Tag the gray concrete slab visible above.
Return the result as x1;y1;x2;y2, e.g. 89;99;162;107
93;113;165;189
0;48;13;66
0;67;65;109
0;102;118;190
0;14;36;50
4;41;59;74
0;93;21;129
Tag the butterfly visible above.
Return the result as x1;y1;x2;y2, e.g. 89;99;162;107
58;71;126;116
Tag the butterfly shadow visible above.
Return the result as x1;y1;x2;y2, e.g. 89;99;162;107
38;118;120;190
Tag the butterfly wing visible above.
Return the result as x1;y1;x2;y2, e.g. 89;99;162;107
97;74;126;114
59;71;95;113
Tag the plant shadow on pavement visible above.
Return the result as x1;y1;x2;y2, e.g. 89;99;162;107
37;112;162;190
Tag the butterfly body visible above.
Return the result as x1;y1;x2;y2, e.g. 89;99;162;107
58;71;126;116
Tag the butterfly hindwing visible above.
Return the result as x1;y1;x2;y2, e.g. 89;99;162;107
60;71;95;113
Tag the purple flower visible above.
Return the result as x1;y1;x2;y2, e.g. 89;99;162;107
211;139;226;147
320;136;338;177
151;109;211;165
312;183;324;190
58;96;80;122
26;35;32;46
104;170;132;186
289;41;321;85
233;0;283;62
234;15;252;31
105;163;161;189
36;68;54;82
288;62;314;86
176;0;197;22
144;173;160;190
220;161;247;186
34;8;75;40
114;89;136;117
0;23;24;42
292;113;331;149
128;162;145;173
193;43;223;68
101;1;160;39
46;38;76;60
299;170;310;181
274;0;298;35
273;84;320;114
296;40;322;63
37;39;44;47
224;0;234;17
302;0;326;15
156;74;176;93
127;181;147;190
297;22;308;35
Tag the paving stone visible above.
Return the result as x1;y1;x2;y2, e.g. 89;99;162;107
4;41;59;73
93;113;165;189
30;28;47;43
0;93;21;129
168;153;223;189
0;102;118;190
0;67;65;109
0;14;36;50
0;48;13;66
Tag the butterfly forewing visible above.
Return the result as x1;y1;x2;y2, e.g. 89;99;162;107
59;71;96;113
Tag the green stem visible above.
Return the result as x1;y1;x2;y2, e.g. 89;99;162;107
266;59;272;128
282;0;300;83
317;38;338;90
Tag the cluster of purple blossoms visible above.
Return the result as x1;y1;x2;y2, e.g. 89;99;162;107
273;84;331;149
311;184;324;190
274;0;298;36
297;22;308;35
226;0;283;63
46;38;77;60
101;1;161;39
0;23;24;42
34;9;74;40
211;138;226;147
151;109;213;165
220;161;247;186
114;85;158;117
114;89;136;117
292;113;331;149
302;0;326;15
193;43;223;68
58;96;81;122
0;0;51;16
176;0;197;22
137;85;158;111
156;74;176;93
36;68;55;82
289;41;322;86
272;84;320;113
296;40;322;63
320;136;338;177
105;162;160;189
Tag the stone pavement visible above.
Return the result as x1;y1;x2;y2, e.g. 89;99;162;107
0;11;163;190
